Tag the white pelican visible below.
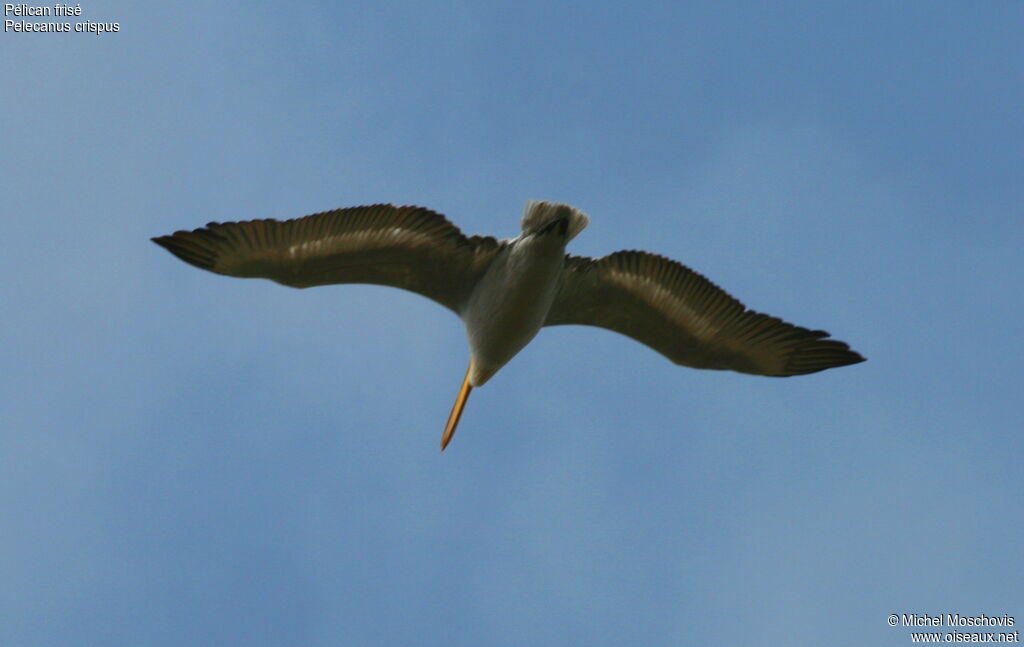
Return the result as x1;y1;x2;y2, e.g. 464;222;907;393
153;201;864;450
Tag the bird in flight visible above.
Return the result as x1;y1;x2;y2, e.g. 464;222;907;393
153;200;864;450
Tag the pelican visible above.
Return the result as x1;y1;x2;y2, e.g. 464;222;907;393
153;200;864;450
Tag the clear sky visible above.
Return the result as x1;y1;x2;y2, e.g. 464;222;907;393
3;2;1022;645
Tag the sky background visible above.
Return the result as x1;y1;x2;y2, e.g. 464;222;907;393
3;2;1022;645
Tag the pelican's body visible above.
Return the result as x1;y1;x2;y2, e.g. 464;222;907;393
463;205;580;386
153;200;864;449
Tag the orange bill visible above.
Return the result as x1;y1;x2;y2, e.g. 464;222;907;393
441;362;473;451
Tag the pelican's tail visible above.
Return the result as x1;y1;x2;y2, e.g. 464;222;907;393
521;201;589;241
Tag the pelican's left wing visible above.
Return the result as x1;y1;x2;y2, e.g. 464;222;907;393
544;251;865;376
152;204;502;315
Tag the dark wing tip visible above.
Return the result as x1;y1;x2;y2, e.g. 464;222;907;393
151;230;220;272
782;337;866;376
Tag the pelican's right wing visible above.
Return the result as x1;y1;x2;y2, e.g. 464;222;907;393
152;204;503;315
544;251;865;377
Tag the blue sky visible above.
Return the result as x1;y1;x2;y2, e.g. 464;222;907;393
3;2;1022;645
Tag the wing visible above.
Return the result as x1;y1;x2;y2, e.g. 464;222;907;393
544;251;865;376
152;204;503;315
